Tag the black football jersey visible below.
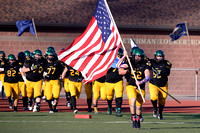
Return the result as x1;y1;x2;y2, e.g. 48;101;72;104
150;59;172;87
44;60;63;80
68;66;83;82
63;63;70;78
3;62;20;83
105;67;123;83
24;58;46;82
128;60;151;90
96;75;106;83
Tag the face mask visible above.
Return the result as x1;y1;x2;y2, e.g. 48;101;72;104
134;59;140;64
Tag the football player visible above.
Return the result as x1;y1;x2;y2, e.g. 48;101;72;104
62;66;83;114
21;49;46;112
92;75;106;114
105;48;128;117
126;48;151;128
43;50;63;113
84;82;93;112
149;50;172;120
23;50;34;110
62;64;72;108
0;51;6;99
17;52;29;111
0;54;20;112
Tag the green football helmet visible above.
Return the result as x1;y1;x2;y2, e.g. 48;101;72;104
46;50;55;56
154;50;164;61
130;47;139;56
46;50;56;62
134;48;144;56
155;50;164;57
24;50;31;56
117;48;123;58
0;51;5;59
47;46;55;52
33;49;42;56
8;54;16;60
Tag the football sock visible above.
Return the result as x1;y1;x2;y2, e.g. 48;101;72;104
87;99;92;109
71;96;77;109
151;100;158;112
47;100;53;109
159;104;164;115
116;97;122;108
22;97;28;108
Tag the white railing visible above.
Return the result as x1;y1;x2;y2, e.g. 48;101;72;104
171;68;199;101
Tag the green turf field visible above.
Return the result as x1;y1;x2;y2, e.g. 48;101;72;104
0;112;200;133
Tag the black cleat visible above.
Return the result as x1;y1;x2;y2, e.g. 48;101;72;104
88;108;92;112
135;116;141;128
23;107;29;111
131;115;136;128
158;114;164;120
116;108;122;117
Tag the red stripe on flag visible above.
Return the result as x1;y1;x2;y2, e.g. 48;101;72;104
84;28;120;82
58;17;97;62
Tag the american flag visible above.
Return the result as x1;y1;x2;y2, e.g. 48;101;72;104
58;0;121;83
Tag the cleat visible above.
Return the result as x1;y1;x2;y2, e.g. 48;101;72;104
158;114;163;120
135;116;141;128
53;109;59;112
107;107;112;115
49;109;54;113
74;109;78;114
88;108;92;112
116;108;122;117
140;116;144;122
153;110;158;118
94;107;98;114
23;107;29;111
14;110;18;112
33;105;37;112
131;115;136;128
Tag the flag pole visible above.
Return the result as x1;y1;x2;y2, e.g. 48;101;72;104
104;0;145;103
185;21;190;44
32;18;40;45
185;21;198;100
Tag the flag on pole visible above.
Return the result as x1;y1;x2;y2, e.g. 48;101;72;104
58;0;122;83
16;20;36;36
130;37;139;48
169;23;188;41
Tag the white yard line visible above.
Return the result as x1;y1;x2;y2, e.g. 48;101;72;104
0;120;199;125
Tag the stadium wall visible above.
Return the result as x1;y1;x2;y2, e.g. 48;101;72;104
0;30;200;98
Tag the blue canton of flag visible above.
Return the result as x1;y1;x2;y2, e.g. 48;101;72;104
94;0;112;43
169;23;188;41
16;20;36;36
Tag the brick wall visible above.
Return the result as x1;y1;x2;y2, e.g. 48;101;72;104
1;31;200;97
